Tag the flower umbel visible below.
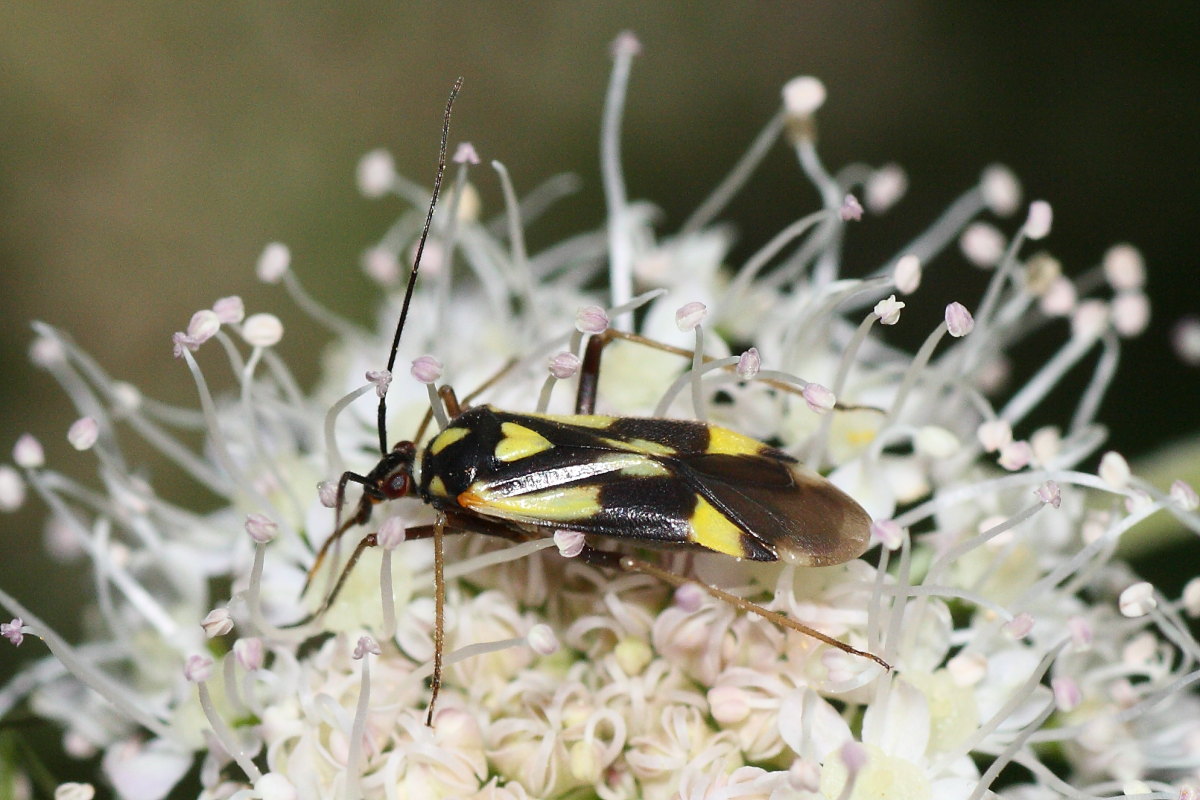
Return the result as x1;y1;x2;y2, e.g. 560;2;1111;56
3;41;1200;800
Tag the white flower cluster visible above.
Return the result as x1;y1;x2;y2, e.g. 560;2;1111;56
3;36;1200;800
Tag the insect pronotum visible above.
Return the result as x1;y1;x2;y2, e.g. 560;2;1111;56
310;77;889;726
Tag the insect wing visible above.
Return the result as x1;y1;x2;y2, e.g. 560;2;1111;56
435;409;870;564
673;452;872;566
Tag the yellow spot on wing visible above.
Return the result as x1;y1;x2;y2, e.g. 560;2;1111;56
427;475;448;498
495;422;554;462
459;483;601;522
526;412;616;429
689;496;748;557
601;436;677;455
706;426;767;457
601;453;671;477
430;426;469;455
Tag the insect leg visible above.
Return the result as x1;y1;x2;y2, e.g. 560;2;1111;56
429;513;446;726
578;543;891;671
303;471;378;596
575;334;606;414
591;328;879;413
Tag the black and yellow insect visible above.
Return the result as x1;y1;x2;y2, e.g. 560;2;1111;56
421;407;871;568
313;79;885;725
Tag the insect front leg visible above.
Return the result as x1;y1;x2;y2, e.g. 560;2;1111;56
303;470;379;596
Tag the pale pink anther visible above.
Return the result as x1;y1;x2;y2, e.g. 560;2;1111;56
840;194;864;222
1103;243;1146;291
201;608;233;639
575;305;609;335
976;419;1012;453
67;417;99;451
873;295;905;325
526;624;559;656
366;369;392;399
945;302;975;337
376;517;406;550
781;76;826;116
184;654;214;683
234;637;264;671
960;222;1006;268
1035;480;1062;508
453;142;481;165
736;348;761;379
256;242;291;283
212;296;245;324
13;434;44;469
1023;200;1053;240
356;149;396;199
893;254;921;295
548;352;581;379
865;164;908;214
802;383;835;414
353;636;381;660
870;520;904;551
245;513;279;544
241;314;284;347
410;355;443;384
980;164;1022;217
1118;582;1156;618
674;301;708;332
554;530;586;558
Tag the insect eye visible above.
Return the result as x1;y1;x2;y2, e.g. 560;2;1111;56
384;473;410;499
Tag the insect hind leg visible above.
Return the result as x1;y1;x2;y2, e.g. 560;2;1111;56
577;542;891;671
577;328;880;415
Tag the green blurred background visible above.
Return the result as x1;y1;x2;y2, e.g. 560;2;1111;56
1;0;1197;748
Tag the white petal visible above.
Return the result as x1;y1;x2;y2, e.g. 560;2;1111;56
861;678;930;761
779;689;853;761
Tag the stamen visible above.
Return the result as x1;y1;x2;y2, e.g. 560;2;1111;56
13;433;44;468
23;471;179;639
491;160;537;327
323;383;374;478
839;194;864;222
944;641;1065;770
865;164;909;214
885;315;951;426
680;110;786;235
675;302;709;420
834;741;867;800
439;538;558;582
721;209;828;308
0;587;171;739
1103;243;1147;291
200;607;233;638
377;517;406;640
1119;582;1157;618
178;349;293;536
966;701;1057;800
67;417;99;451
356;149;396;199
0;467;24;511
601;31;640;330
536;351;581;413
279;267;362;343
255;242;291;284
346;636;379;800
1070;337;1124;437
553;529;585;558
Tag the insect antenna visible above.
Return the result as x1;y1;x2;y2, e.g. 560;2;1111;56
376;76;464;456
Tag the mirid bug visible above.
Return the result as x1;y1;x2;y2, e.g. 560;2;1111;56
313;78;888;725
